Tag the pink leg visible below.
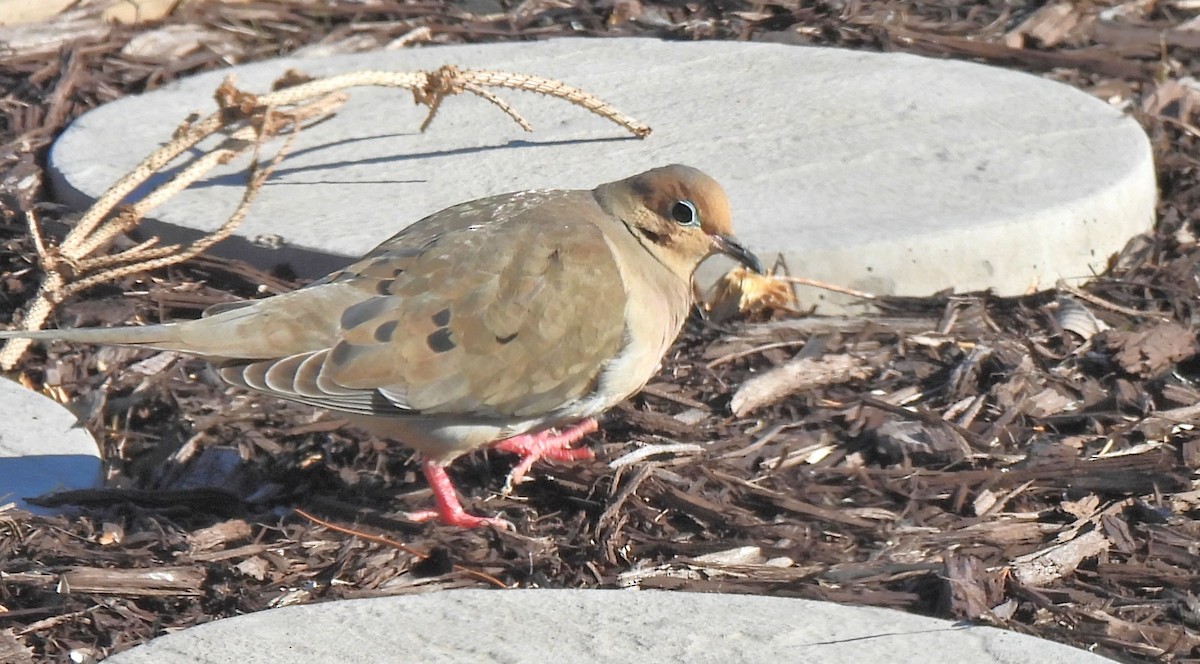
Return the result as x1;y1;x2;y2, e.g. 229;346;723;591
404;460;512;530
493;418;598;492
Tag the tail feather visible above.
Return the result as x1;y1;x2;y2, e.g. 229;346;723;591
0;324;182;349
1;282;363;360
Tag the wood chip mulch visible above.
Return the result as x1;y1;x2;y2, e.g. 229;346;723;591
4;1;1200;662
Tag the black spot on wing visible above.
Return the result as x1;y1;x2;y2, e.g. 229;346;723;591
330;342;354;365
340;297;391;330
432;308;451;327
375;279;394;295
427;328;456;353
496;332;517;345
374;320;398;343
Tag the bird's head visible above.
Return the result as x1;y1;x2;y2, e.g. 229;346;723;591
595;164;763;280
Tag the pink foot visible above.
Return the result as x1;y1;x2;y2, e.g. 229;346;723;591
492;418;599;493
404;460;512;530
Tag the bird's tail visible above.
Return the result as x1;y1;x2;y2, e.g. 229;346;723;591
0;324;182;349
0;283;360;360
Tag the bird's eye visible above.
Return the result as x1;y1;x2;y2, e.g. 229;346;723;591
671;200;699;226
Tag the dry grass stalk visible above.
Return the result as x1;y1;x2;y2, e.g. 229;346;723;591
0;65;652;369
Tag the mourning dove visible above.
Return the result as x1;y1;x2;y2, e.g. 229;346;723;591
2;164;762;528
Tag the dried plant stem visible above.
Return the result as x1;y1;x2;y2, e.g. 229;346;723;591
232;67;651;137
782;276;877;300
452;69;652;137
1;272;66;370
63;91;346;260
1056;280;1169;321
63;133;294;302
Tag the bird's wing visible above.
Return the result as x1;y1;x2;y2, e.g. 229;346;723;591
218;190;630;419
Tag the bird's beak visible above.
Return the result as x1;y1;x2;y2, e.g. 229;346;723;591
712;234;764;274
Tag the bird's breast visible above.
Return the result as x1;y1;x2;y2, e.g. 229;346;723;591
565;248;693;420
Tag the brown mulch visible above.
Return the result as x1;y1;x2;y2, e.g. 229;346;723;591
4;1;1200;662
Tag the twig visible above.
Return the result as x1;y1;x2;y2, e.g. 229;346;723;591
1056;280;1169;321
608;442;705;469
292;508;506;588
781;275;878;300
731;354;874;416
705;339;809;369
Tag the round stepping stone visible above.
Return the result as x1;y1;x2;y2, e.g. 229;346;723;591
103;589;1111;663
49;38;1154;312
0;378;102;513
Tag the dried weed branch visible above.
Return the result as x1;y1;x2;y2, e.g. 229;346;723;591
0;65;652;369
412;66;652;136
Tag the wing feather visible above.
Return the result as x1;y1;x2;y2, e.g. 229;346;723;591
209;189;630;420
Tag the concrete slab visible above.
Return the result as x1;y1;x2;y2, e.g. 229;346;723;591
102;589;1113;663
47;38;1154;312
0;378;102;513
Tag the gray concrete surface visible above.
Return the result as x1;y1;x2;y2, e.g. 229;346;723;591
47;38;1155;313
0;377;101;513
102;589;1114;663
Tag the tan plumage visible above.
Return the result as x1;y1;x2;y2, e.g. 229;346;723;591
2;164;762;528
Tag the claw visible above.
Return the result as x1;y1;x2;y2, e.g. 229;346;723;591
493;418;598;493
